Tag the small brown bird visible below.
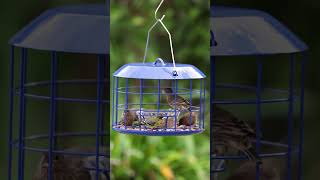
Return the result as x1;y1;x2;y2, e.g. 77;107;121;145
120;110;138;126
178;111;198;126
212;105;261;163
162;88;190;111
33;153;90;180
227;160;280;180
152;117;175;129
33;147;109;180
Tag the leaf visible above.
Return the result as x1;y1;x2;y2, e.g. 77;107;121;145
160;164;175;180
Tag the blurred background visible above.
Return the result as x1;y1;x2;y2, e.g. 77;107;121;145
110;0;210;179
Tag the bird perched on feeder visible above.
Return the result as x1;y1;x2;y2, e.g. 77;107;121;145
227;160;280;180
120;109;139;126
33;147;109;180
212;105;261;163
150;117;175;129
162;88;190;111
144;116;161;127
178;111;198;126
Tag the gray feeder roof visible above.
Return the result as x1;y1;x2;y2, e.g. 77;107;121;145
9;4;109;54
211;6;308;56
113;60;206;80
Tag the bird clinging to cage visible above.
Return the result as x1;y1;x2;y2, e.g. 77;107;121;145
162;88;190;111
33;147;109;180
120;109;139;126
212;105;261;163
227;160;280;180
178;111;198;126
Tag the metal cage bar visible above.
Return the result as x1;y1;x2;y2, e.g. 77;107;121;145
99;55;107;146
287;54;295;180
18;48;27;180
95;55;104;180
157;80;161;114
124;78;129;129
298;53;306;180
48;51;58;180
139;79;144;130
210;55;216;178
255;57;263;180
112;77;116;126
115;77;119;126
189;80;193;129
203;79;206;129
174;79;178;130
8;46;15;180
199;79;203;129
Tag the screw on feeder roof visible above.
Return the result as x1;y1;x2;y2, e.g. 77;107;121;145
210;31;218;47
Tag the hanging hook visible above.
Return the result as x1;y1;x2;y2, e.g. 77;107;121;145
143;0;176;72
155;0;165;20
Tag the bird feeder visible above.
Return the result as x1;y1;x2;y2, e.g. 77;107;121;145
7;5;110;180
112;1;206;136
210;6;307;180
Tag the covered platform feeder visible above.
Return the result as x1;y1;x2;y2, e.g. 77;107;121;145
112;58;206;136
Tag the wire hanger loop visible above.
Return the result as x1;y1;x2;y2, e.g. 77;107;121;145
143;0;176;72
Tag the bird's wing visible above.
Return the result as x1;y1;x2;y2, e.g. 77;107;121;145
213;106;256;138
176;95;190;105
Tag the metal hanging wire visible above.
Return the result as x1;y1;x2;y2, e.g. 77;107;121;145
143;0;176;71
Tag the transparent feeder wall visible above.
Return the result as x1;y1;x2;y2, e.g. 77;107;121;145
112;70;206;136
